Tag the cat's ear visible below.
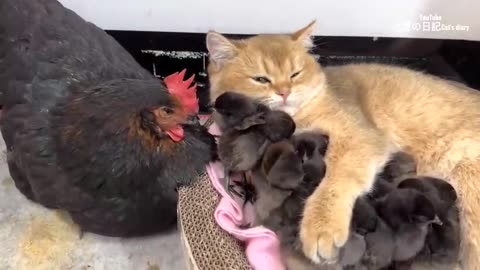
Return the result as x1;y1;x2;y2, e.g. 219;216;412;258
291;20;316;49
206;31;237;66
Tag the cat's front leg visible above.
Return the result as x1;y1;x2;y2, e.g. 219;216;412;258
299;133;394;264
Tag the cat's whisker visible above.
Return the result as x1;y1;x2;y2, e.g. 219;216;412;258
315;41;329;47
258;96;272;103
313;36;327;42
259;97;282;109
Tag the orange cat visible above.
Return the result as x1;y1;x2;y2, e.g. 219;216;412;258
206;22;479;269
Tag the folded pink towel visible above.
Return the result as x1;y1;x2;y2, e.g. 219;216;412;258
202;117;285;270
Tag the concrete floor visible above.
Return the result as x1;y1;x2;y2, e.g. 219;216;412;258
0;135;186;270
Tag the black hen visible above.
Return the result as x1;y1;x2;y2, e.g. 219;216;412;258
0;0;215;237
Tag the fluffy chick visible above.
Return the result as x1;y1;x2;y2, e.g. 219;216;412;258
375;189;442;263
379;152;417;183
252;141;305;226
252;137;328;270
397;177;460;267
361;214;396;270
290;131;329;194
339;197;378;267
292;131;330;158
397;176;457;220
213;91;269;131
369;152;417;200
215;92;296;191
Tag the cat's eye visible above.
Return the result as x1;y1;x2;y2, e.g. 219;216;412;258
290;71;301;79
252;76;271;84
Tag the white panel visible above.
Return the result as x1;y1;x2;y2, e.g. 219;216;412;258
58;0;480;41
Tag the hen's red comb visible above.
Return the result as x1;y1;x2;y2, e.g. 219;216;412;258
164;69;199;114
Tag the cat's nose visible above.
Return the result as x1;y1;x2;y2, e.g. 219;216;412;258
276;89;291;103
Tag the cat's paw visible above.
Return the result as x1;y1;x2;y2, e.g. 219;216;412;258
299;192;352;264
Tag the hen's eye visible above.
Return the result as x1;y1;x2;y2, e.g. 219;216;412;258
252;76;271;84
162;107;174;115
290;71;301;79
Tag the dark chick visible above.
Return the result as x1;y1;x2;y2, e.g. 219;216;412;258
217;125;269;192
397;177;460;267
0;0;215;237
338;197;378;267
252;140;327;270
375;189;442;263
261;110;297;142
215;92;296;191
291;131;329;192
252;141;305;226
397;176;457;220
379;152;417;183
213;91;269;132
369;152;417;200
218;110;296;174
292;131;330;158
214;92;270;191
271;131;330;226
362;214;395;270
273;131;328;245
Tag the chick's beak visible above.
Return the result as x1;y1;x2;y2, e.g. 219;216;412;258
432;215;443;226
182;114;200;125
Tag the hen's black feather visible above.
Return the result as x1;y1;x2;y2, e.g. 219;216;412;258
0;0;215;236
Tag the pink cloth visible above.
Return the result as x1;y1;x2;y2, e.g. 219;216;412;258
201;116;285;270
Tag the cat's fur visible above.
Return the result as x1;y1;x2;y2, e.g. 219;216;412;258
206;22;478;269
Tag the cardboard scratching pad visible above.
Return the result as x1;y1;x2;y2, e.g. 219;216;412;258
177;173;250;270
176;157;461;270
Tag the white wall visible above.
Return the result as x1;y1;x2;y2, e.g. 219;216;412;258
59;0;479;41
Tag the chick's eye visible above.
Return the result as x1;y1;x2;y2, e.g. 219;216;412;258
290;71;301;79
252;76;271;84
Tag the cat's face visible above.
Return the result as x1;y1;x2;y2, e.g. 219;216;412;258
206;21;326;116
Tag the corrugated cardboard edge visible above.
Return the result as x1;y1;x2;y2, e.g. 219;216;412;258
178;212;198;270
177;173;250;270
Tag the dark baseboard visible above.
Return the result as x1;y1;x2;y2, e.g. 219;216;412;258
105;30;480;112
